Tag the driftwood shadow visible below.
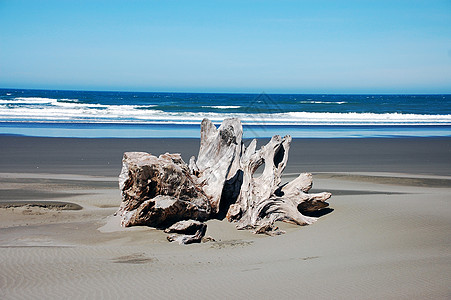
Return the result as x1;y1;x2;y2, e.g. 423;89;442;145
301;208;334;218
217;170;243;220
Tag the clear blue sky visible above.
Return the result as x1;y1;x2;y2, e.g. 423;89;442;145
1;0;450;93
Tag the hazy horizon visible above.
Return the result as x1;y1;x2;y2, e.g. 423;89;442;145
1;87;451;95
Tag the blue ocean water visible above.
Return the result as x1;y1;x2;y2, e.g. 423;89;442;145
1;88;450;138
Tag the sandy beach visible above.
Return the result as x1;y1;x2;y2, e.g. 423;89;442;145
1;136;450;299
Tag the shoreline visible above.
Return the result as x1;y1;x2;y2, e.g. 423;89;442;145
2;123;451;139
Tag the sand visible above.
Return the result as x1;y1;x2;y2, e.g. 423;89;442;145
0;136;450;299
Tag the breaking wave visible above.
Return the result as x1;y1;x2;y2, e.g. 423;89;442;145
0;99;450;125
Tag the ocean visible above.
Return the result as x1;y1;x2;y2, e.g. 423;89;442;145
1;88;450;138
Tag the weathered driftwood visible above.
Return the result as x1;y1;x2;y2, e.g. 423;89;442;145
117;152;210;228
116;118;331;244
164;220;207;245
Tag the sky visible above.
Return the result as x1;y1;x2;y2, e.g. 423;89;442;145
0;0;450;94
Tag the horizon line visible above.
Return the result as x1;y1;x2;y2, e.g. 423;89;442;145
1;87;450;96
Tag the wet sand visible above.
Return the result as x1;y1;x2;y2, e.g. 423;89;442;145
0;136;450;299
1;136;451;176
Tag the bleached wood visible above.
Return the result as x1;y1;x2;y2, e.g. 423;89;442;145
117;118;332;242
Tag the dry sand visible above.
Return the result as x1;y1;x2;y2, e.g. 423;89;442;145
0;136;450;299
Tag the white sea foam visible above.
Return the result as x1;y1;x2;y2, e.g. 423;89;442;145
299;101;347;104
0;101;451;126
59;98;80;102
3;97;81;106
134;105;158;108
201;105;242;109
12;97;58;104
0;98;450;125
2;97;159;111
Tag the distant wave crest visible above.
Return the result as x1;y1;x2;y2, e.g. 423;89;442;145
299;101;347;104
0;100;450;125
201;105;242;109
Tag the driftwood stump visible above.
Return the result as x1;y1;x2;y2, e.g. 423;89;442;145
116;118;331;244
